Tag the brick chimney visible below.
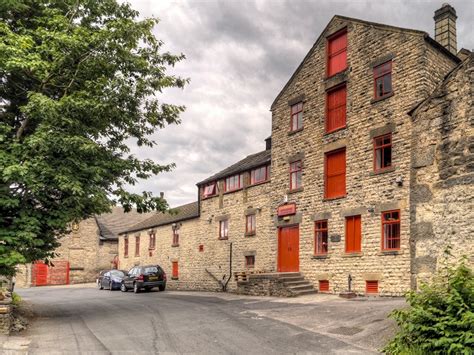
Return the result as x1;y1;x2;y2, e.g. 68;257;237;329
434;3;457;55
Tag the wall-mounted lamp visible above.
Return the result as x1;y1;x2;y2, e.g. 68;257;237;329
395;176;403;187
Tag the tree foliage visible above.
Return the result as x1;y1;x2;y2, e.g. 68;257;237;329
384;260;474;354
0;0;187;275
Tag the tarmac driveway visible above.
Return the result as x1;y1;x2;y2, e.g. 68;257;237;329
10;285;405;354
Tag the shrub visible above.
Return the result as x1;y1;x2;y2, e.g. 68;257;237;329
384;262;474;354
11;292;22;306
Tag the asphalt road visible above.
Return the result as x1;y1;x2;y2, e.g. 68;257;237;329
16;286;403;354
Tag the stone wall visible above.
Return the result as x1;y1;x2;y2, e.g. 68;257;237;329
410;54;474;288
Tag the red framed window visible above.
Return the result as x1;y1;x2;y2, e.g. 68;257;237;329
135;235;140;257
315;220;328;255
203;182;217;198
246;214;256;235
327;29;347;77
124;237;129;257
290;102;303;131
345;215;361;253
366;280;379;294
325;149;346;199
374;133;392;171
374;61;392;99
290;160;302;191
250;165;270;185
319;280;330;292
172;261;179;279
245;255;255;268
326;84;346;133
219;220;229;239
382;210;400;250
149;233;156;249
224;174;243;192
172;229;179;246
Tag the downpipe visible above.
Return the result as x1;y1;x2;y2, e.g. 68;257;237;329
222;242;233;292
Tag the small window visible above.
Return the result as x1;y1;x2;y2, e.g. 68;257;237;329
172;261;179;279
327;29;347;77
219;220;229;239
224;174;243;192
135;235;140;257
382;210;400;250
203;182;217;198
345;215;361;253
290;160;302;191
290;102;303;131
374;133;392;171
245;255;255;268
199;244;204;252
172;228;179;246
326;84;347;133
246;214;256;235
374;61;392;99
315;220;328;255
325;149;346;199
319;280;330;292
149;232;156;249
366;280;378;294
250;165;270;185
124;237;129;257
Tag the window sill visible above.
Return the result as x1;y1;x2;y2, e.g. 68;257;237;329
148;247;156;250
287;187;303;194
323;194;347;202
223;188;243;195
245;232;256;237
288;128;304;136
202;195;218;200
171;277;179;280
324;68;349;81
312;255;329;260
371;92;394;104
171;244;180;248
342;252;363;258
370;166;396;176
218;237;229;241
324;126;347;136
249;180;270;188
378;250;401;256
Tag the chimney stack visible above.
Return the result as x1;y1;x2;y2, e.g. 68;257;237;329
434;3;457;55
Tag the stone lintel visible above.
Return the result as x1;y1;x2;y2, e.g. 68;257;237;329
323;139;348;153
369;123;396;139
288;94;306;106
243;250;256;256
361;272;383;281
340;206;366;217
311;212;332;221
273;212;303;227
215;214;230;222
288;152;305;163
244;208;259;216
374;201;402;213
370;53;395;68
324;71;348;91
315;273;331;280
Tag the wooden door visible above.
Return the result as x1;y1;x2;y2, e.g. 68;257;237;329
34;262;48;286
278;226;299;272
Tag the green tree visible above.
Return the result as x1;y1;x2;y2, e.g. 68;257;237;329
0;0;187;276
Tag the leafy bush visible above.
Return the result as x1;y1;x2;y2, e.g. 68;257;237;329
384;262;474;354
11;292;21;306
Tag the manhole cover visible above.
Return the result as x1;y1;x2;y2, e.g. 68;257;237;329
328;326;363;336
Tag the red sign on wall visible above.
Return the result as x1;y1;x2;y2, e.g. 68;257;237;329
277;203;296;217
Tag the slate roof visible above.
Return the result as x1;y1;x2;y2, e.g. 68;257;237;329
95;207;154;241
122;201;200;234
197;149;271;186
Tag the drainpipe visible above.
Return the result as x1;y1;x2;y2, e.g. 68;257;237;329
223;242;233;292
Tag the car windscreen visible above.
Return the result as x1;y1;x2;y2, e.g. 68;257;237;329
144;266;159;274
110;270;125;277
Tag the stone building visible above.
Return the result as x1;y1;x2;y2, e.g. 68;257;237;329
117;4;472;297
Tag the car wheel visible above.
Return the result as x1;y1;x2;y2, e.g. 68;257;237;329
159;285;166;292
98;281;103;290
120;283;127;292
133;283;140;294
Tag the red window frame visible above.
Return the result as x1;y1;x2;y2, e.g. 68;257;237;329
374;61;392;99
135;235;140;257
149;232;156;249
219;219;229;240
289;160;302;191
345;215;361;253
246;214;256;235
172;261;179;279
382;210;401;250
314;220;328;255
366;280;379;294
124;237;129;257
324;148;346;199
224;174;243;192
327;29;347;77
319;280;330;292
250;165;270;185
326;84;347;133
172;228;179;246
373;133;392;172
245;255;255;268
203;182;217;198
290;102;303;131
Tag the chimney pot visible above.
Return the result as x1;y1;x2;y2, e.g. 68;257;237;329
434;3;457;55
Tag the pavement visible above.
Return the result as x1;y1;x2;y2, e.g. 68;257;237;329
1;284;405;354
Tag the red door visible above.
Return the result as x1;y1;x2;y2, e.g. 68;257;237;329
278;226;299;272
34;262;48;286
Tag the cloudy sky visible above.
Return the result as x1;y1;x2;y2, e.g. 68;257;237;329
126;0;473;207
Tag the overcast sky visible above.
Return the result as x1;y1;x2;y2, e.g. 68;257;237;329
126;0;473;208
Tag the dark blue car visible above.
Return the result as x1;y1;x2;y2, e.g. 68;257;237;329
98;270;127;290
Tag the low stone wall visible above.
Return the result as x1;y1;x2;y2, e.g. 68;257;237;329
235;274;295;297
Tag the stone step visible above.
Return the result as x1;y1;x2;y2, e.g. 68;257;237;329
279;275;305;281
292;289;317;296
287;284;314;291
282;280;308;286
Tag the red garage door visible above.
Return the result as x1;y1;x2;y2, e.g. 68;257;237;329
33;260;70;286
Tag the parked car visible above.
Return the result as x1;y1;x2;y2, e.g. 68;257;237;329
96;270;107;289
98;270;127;290
121;265;166;293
